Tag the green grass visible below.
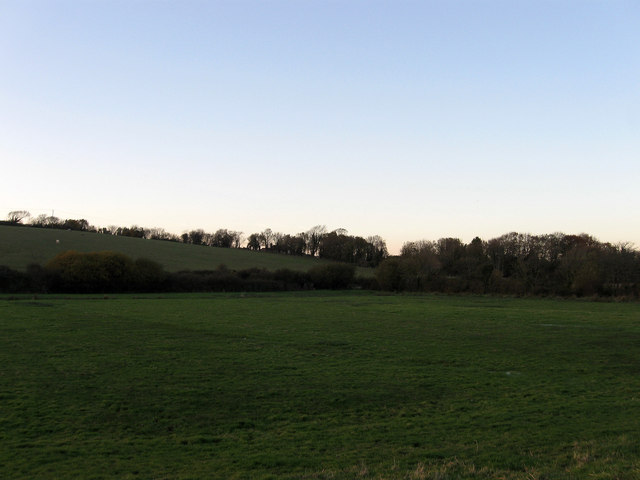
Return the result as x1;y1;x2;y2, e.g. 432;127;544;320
0;225;372;275
1;292;639;479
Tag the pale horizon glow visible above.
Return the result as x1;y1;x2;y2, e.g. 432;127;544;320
1;1;638;254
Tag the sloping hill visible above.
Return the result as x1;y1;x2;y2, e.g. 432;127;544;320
0;226;373;275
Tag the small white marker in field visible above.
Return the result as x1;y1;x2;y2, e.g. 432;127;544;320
56;240;60;244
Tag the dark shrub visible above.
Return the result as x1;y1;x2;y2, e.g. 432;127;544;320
375;257;405;291
167;268;291;292
353;275;379;290
46;251;137;293
273;268;310;290
26;264;51;293
0;265;27;293
309;264;355;290
133;258;167;292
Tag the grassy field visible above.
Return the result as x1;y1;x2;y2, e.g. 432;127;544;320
0;225;372;275
1;292;639;479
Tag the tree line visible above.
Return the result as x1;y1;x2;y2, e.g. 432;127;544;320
376;232;640;298
3;211;388;267
4;211;639;298
0;251;365;294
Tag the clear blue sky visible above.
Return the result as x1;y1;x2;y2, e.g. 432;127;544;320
1;0;638;253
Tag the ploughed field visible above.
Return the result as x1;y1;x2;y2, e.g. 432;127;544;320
1;292;639;479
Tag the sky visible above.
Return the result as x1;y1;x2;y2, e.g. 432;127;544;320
1;0;638;254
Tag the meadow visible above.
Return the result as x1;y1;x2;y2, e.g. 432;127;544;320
0;225;372;275
1;292;639;479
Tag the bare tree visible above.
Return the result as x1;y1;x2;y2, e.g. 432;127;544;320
231;231;244;249
30;214;48;227
188;229;206;245
247;233;261;250
146;227;170;240
261;228;275;249
366;235;388;265
306;225;327;256
6;210;30;224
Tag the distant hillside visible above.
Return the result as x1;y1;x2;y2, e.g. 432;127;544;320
0;225;373;276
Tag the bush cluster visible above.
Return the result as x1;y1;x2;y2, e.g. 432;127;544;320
308;264;356;290
0;251;359;294
375;233;640;298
